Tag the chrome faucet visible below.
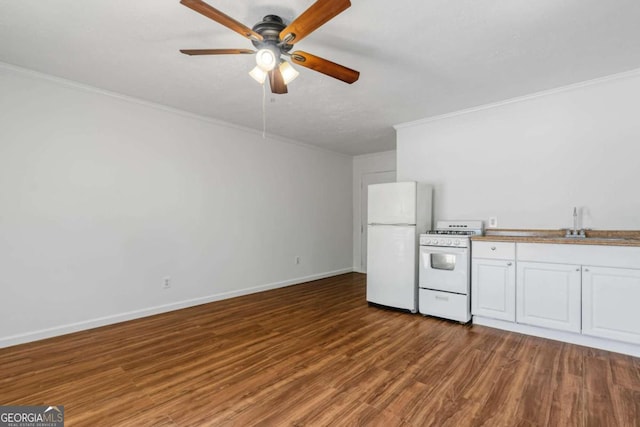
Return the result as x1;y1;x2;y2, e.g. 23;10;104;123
565;207;586;238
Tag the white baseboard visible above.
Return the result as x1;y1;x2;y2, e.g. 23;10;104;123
473;316;640;358
0;268;353;349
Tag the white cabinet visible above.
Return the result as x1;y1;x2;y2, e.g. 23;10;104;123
582;266;640;344
471;241;516;322
471;240;640;355
516;262;581;333
472;241;515;259
472;259;516;321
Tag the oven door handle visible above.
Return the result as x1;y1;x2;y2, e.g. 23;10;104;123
421;246;468;255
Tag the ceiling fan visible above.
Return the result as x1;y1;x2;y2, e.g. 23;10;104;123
179;0;360;94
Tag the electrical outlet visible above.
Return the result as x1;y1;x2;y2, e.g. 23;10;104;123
163;276;171;289
295;256;300;265
489;217;498;228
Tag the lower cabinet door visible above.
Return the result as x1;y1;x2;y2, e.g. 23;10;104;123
582;266;640;344
471;258;516;321
516;262;581;333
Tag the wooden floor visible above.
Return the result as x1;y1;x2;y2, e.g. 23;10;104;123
1;273;639;426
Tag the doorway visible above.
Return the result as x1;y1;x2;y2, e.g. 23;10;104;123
360;170;396;272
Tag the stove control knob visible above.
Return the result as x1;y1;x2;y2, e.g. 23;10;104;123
434;239;441;245
453;239;460;246
446;239;452;245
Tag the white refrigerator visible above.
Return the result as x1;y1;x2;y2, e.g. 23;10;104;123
366;182;432;312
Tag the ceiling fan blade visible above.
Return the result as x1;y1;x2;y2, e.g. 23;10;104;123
180;0;263;42
180;49;254;56
268;68;288;94
290;50;359;84
279;0;351;44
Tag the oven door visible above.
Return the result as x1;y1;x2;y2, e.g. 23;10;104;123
419;245;470;294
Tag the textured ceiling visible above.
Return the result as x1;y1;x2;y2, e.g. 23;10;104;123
1;0;640;155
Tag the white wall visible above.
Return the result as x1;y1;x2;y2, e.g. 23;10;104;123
0;63;353;347
396;69;640;230
352;151;396;272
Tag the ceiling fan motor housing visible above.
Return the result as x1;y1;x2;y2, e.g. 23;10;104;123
251;15;293;53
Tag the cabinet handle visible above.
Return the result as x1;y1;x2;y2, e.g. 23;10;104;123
576;268;580;272
506;262;512;266
435;295;449;301
584;268;589;272
491;246;496;251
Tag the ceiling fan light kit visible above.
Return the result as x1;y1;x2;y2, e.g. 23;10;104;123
279;61;300;85
179;0;360;95
256;47;278;72
249;66;268;84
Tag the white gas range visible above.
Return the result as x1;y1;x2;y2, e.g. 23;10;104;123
418;220;484;323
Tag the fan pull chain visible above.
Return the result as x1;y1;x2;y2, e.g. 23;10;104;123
262;80;267;139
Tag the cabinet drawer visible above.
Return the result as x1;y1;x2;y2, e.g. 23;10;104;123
472;241;515;259
419;289;470;323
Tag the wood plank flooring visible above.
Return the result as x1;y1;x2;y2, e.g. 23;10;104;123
1;273;639;426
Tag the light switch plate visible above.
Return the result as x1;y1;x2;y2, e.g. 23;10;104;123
489;217;498;228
